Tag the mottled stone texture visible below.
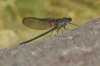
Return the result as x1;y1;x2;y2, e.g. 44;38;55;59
0;18;100;66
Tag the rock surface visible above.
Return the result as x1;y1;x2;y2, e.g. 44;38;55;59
0;18;100;66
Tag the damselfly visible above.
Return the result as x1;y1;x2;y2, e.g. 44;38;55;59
20;17;75;45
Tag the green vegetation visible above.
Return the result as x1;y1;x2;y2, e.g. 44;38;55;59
0;0;100;48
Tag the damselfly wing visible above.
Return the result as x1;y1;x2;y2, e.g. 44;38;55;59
23;17;52;30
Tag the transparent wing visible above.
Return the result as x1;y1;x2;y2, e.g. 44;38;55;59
22;17;52;30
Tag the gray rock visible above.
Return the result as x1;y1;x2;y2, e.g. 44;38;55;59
0;18;100;66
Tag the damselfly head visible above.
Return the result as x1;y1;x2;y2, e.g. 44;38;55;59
63;17;72;23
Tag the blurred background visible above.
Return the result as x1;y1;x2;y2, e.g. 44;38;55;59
0;0;100;48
